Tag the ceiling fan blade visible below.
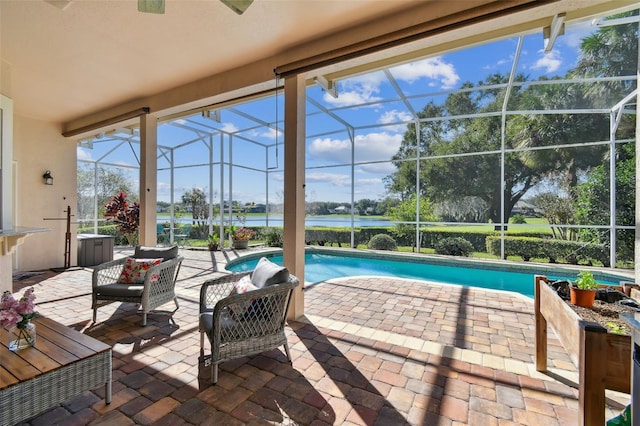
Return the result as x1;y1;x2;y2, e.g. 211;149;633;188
220;0;253;15
138;0;165;14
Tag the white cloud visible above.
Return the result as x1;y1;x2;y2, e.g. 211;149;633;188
323;72;386;107
221;122;238;133
390;57;460;89
379;109;413;125
322;58;459;108
77;147;93;161
378;110;413;133
308;132;402;164
355;177;382;186
357;162;396;174
532;49;562;73
563;27;595;49
306;172;351;187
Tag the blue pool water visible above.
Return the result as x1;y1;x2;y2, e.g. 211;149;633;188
226;251;632;298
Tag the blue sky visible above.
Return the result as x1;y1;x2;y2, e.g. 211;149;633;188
78;23;601;205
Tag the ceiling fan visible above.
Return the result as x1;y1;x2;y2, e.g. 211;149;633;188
138;0;254;15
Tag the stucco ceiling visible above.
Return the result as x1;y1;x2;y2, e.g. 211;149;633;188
1;0;422;124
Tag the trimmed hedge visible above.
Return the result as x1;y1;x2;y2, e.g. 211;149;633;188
486;236;609;266
78;224;130;245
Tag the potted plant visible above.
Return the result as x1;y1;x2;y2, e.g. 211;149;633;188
207;234;220;251
231;226;255;249
570;270;599;308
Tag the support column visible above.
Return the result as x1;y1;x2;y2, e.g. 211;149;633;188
283;73;306;320
139;113;158;246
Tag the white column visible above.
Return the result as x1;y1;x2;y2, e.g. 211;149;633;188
140;113;158;246
283;73;306;320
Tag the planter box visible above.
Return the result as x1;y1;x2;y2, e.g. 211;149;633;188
232;239;249;249
534;275;630;426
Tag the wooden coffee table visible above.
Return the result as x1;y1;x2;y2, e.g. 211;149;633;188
0;316;112;425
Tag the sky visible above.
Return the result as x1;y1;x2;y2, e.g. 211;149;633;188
77;19;609;206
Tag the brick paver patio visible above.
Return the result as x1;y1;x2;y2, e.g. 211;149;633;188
7;247;630;425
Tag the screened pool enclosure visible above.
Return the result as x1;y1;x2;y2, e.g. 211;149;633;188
77;10;638;269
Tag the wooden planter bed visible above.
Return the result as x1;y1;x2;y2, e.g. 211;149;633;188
534;275;631;426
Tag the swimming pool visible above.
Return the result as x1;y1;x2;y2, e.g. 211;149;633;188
225;249;634;298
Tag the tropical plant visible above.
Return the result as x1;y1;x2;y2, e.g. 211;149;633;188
103;191;139;246
231;226;255;241
207;234;220;251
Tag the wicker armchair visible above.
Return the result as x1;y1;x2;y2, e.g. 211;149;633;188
91;246;183;326
199;272;299;384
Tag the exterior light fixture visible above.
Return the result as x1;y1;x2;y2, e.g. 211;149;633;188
43;170;54;185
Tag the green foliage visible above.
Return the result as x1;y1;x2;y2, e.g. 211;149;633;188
385;18;639;226
434;237;473;257
575;141;635;262
575;270;598;290
207;233;220;250
367;234;397;251
262;227;284;248
531;192;578;240
510;214;526;224
485;236;609;266
77;165;135;221
103;192;139;246
606;322;627;335
78;224;129;245
181;188;210;236
389;195;437;246
305;227;354;247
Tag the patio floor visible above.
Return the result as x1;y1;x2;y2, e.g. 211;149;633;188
10;247;630;425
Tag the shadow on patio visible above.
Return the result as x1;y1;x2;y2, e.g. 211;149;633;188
8;247;630;425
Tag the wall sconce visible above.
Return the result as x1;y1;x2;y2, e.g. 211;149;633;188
42;170;54;185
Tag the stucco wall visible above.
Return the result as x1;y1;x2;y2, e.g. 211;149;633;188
13;114;78;272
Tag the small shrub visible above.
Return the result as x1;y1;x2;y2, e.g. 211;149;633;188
434;237;473;257
262;227;284;247
510;214;527;224
367;234;397;251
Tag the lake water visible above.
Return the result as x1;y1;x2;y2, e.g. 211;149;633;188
159;214;394;228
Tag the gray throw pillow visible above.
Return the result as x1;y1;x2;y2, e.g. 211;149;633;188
134;245;179;261
250;257;289;289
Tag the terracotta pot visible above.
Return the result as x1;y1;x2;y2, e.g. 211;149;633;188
570;287;597;308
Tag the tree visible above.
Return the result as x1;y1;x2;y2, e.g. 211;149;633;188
571;11;638;107
387;73;551;224
181;188;209;238
575;141;635;261
77;165;135;221
389;195;437;248
531;192;577;240
385;12;638;226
